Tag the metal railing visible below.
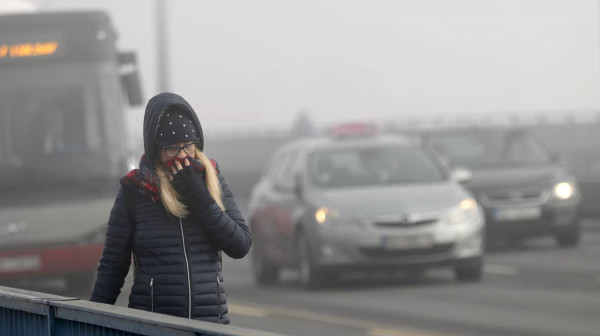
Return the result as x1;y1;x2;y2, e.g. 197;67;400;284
0;286;283;336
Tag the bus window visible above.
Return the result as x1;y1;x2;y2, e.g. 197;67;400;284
14;89;88;156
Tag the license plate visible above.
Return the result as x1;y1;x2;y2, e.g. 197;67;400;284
0;256;41;272
382;235;433;250
494;207;542;222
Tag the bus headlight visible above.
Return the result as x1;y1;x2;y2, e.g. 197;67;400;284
554;182;575;200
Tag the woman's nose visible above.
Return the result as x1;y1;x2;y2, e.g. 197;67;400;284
176;149;187;159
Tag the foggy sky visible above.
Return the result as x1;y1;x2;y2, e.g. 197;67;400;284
31;0;600;136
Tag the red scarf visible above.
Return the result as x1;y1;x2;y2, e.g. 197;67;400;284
121;154;218;202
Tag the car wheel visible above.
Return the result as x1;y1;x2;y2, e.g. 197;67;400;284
555;227;580;248
297;233;325;288
252;246;280;286
454;262;483;283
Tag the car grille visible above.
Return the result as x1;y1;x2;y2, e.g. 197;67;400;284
360;243;453;258
481;189;549;207
374;219;437;228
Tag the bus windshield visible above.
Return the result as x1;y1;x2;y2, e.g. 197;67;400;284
0;75;124;190
0;12;133;192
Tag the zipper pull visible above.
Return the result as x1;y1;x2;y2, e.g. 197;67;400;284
150;278;154;287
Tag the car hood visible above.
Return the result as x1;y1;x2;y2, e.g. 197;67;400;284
306;182;471;217
463;165;567;196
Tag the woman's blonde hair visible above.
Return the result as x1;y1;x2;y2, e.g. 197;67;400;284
155;149;225;218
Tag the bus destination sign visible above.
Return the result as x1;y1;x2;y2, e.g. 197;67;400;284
0;41;59;59
0;33;64;63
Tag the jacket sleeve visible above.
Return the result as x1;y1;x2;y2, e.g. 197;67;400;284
90;187;134;304
188;171;252;259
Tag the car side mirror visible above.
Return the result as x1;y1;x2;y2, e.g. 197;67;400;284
451;167;473;183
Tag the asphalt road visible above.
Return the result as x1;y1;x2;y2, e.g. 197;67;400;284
22;220;600;336
111;220;600;336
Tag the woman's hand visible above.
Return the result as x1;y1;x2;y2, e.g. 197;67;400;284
168;158;190;181
170;159;208;200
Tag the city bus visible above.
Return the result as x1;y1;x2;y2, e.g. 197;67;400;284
0;10;142;292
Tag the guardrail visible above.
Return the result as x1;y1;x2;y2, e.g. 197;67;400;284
204;110;600;141
0;286;283;336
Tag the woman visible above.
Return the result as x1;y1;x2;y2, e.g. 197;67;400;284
91;92;252;324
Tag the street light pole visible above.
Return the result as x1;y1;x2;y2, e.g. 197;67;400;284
156;0;169;92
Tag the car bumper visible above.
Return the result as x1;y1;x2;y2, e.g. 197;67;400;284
483;201;579;240
311;219;484;268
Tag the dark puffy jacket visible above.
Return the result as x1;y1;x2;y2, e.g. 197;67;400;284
90;93;252;324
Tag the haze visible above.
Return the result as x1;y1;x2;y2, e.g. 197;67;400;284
28;0;600;137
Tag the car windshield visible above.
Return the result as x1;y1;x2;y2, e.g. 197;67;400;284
426;130;552;169
308;146;445;188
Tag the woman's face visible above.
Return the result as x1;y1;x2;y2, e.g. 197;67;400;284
158;141;197;166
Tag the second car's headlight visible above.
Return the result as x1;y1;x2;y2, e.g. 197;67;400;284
315;207;362;229
445;198;481;225
554;182;575;200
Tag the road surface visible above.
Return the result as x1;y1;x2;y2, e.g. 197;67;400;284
20;220;600;336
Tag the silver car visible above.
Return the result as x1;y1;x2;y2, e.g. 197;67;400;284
248;132;485;287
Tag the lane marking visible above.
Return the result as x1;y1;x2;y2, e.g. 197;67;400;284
369;327;436;336
484;264;519;276
229;303;449;336
229;304;268;317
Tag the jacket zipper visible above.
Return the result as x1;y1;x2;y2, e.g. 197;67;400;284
150;277;154;312
133;252;139;277
216;276;222;320
179;218;192;319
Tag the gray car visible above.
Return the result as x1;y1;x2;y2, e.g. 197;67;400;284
421;128;581;247
248;132;485;287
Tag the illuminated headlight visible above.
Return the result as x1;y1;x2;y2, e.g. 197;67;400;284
445;198;481;225
315;207;361;229
554;182;575;200
315;208;328;224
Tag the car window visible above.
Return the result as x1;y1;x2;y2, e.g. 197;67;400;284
267;152;290;183
427;131;552;169
308;146;445;188
274;149;300;190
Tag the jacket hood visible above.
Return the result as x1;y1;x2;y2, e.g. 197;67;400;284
143;92;204;165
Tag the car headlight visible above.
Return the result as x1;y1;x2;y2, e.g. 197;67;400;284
445;198;480;225
315;207;362;229
553;182;575;200
315;208;328;224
